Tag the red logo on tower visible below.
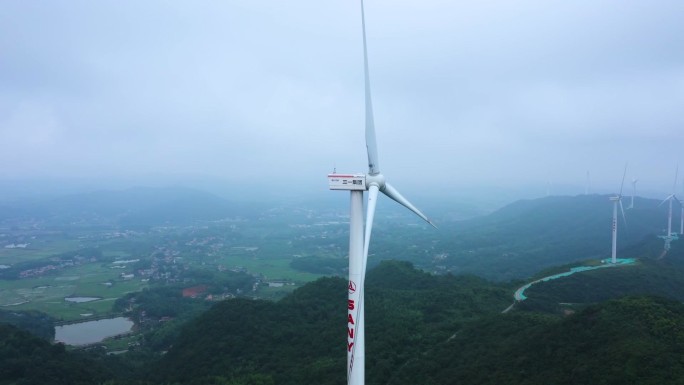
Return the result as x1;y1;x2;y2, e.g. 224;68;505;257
348;280;356;294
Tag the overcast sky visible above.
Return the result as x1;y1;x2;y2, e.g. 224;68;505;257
1;0;683;201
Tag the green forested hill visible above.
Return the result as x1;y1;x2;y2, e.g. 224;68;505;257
428;194;671;280
0;309;55;340
153;256;684;385
154;277;345;385
5;256;684;384
0;323;112;385
153;261;511;385
517;235;684;312
391;296;684;385
148;260;684;385
520;258;684;311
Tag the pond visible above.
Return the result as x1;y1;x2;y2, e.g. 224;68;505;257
54;317;134;346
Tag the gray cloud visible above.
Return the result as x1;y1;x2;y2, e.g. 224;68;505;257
1;0;683;198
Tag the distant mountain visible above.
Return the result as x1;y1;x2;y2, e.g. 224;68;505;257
113;187;252;227
422;194;673;280
0;186;255;227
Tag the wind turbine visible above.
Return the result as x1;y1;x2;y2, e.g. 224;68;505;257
659;166;679;238
327;2;435;384
629;178;638;209
585;171;590;195
680;200;684;235
609;165;628;264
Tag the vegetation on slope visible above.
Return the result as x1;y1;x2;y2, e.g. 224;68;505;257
0;309;55;340
518;235;684;313
153;261;511;385
0;323;112;385
5;251;684;384
392;296;684;385
430;195;669;280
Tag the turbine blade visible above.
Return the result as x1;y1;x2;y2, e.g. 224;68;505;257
618;163;627;196
619;199;628;229
659;195;674;207
381;182;437;228
361;0;379;175
674;165;679;194
361;185;379;278
347;185;379;382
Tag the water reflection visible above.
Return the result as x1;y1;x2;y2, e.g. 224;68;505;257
55;317;134;345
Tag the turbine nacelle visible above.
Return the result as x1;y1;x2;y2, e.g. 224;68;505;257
326;173;385;192
609;195;627;226
328;172;434;228
328;173;367;191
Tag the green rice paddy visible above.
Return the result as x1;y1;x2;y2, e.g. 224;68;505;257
0;260;148;321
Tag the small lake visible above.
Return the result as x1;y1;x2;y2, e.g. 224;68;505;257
55;317;134;346
65;296;101;303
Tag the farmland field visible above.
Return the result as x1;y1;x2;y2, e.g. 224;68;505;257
0;238;84;265
0;213;344;320
0;256;149;320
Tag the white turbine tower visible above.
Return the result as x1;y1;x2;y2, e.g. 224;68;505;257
609;165;628;264
659;166;679;238
629;178;638;209
681;179;684;235
328;2;435;384
680;200;684;235
585;171;590;195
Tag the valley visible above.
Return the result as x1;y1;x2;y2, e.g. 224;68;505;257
1;187;684;384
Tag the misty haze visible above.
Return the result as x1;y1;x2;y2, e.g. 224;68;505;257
1;1;684;385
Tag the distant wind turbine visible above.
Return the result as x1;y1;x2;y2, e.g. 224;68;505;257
629;178;638;209
659;166;680;238
328;2;435;384
680;180;684;235
609;165;628;264
585;170;590;195
680;200;683;235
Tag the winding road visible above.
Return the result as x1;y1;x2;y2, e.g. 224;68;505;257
502;258;637;313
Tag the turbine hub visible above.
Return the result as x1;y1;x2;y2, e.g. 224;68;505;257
366;173;386;190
